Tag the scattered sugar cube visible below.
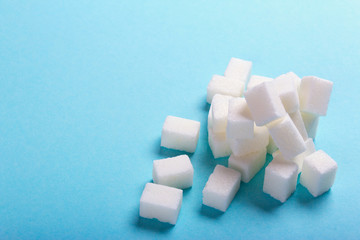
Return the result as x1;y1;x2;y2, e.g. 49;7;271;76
247;75;273;90
228;148;266;183
153;155;194;189
300;150;338;197
212;94;232;133
226;97;254;139
267;135;278;154
267;115;306;160
224;57;252;83
290;110;308;140
299;76;333;116
229;125;269;156
202;165;241;212
140;183;183;225
263;159;298;203
301;111;319;139
207;75;245;103
274;73;300;113
208;128;232;158
161;116;200;153
244;81;286;126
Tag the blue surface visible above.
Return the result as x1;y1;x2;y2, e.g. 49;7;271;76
0;1;359;239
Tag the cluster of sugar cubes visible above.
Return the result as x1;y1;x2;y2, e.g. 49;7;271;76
206;57;337;207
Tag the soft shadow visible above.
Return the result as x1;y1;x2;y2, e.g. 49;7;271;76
202;101;211;112
136;216;175;233
183;187;192;197
296;184;331;206
154;137;194;158
199;204;224;219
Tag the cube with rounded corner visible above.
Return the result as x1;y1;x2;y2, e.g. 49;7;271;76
226;97;254;139
300;150;338;197
224;57;252;83
244;81;286;126
161;116;200;153
299;76;333;116
247;75;273;90
140;183;183;225
202;165;241;212
275;72;301;92
228;148;266;183
153;155;194;189
206;75;244;103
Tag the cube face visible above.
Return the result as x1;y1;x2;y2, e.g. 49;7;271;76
228;148;266;183
140;183;183;225
211;94;232;133
244;81;286;126
293;138;316;173
202;165;241;212
226;98;254;139
299;76;333;116
207;75;244;103
263;160;298;203
300;150;338;197
161;116;200;153
153;155;194;189
301;111;319;139
274;74;300;113
229;125;269;156
267;135;278;154
224;57;252;83
275;72;301;92
290;110;308;140
208;128;232;159
247;75;273;90
267;115;306;160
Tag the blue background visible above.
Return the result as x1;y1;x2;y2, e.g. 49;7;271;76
0;1;359;239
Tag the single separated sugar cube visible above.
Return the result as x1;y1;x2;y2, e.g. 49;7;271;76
206;75;245;103
153;155;194;189
274;73;300;113
226;97;254;139
263;159;298;203
224;57;252;83
300;150;338;197
290;110;308;140
301;111;319;139
202;165;241;212
228;148;266;183
161;116;200;153
244;81;286;126
247;75;273;90
211;94;232;133
299;76;333;116
267;115;306;160
229;125;269;157
140;183;183;225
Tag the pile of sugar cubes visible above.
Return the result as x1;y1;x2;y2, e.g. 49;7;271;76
139;57;338;225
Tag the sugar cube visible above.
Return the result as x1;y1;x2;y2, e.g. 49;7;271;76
299;76;333;116
244;81;286;126
153;155;194;189
140;183;183;225
207;75;245;103
275;72;301;91
208;128;232;159
224;57;252;83
300;150;337;197
202;165;241;212
267;115;306;160
301;111;319;139
263;159;298;203
247;75;273;90
289;110;308;140
161;116;200;153
228;148;266;183
211;94;232;133
274;73;300;113
226;97;254;139
267;135;278;154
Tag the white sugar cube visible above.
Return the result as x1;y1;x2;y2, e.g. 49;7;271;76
289;110;308;140
263;159;298;203
208;128;232;159
301;111;319;139
247;75;273;90
202;165;241;212
267;115;306;160
226;98;254;139
224;57;252;83
267;135;278;154
228;148;266;183
244;81;286;126
229;125;269;156
274;73;300;113
161;116;200;153
275;72;301;91
140;183;183;225
299;76;333;116
153;155;194;189
211;94;232;133
300;150;338;197
206;75;245;103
